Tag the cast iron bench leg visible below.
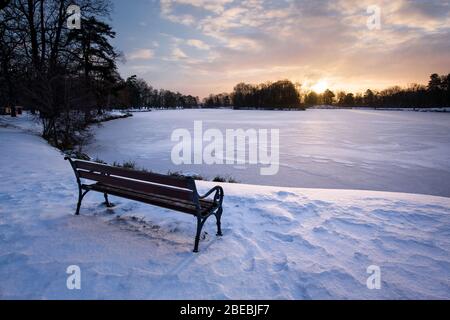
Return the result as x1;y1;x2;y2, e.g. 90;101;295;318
75;189;89;215
104;193;113;207
193;216;208;253
215;207;223;236
193;206;223;252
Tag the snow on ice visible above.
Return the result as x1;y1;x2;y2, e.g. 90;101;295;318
86;109;450;197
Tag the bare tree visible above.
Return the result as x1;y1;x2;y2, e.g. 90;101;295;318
1;0;117;147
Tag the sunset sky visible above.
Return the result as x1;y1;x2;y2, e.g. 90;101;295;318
111;0;450;98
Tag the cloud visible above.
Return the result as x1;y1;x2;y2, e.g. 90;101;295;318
127;49;155;60
160;0;198;25
161;0;233;15
137;0;450;97
186;39;210;50
172;47;188;60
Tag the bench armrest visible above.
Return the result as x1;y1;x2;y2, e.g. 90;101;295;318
198;186;224;206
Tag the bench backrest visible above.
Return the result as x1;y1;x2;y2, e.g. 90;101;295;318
68;159;197;203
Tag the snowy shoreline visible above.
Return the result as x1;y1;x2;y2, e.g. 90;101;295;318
308;106;450;112
121;106;450;112
1;125;449;299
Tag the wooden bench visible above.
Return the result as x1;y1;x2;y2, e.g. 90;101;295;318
65;157;224;252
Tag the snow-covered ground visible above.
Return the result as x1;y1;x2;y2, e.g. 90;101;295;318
0;112;42;135
86;109;450;197
1;125;449;299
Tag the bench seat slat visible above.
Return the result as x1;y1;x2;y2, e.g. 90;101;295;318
83;183;215;215
74;160;191;189
84;182;214;209
78;170;193;201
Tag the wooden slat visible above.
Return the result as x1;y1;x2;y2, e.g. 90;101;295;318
84;182;213;208
84;183;214;215
74;160;191;189
78;170;193;201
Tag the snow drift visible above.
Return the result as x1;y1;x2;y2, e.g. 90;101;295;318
0;125;449;299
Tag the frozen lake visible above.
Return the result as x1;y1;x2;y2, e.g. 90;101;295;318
86;109;450;197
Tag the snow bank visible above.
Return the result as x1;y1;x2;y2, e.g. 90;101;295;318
0;126;449;299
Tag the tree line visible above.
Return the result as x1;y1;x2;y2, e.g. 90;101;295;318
303;73;450;108
204;73;450;109
119;75;199;109
204;80;303;109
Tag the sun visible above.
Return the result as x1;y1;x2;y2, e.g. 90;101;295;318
311;80;328;93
